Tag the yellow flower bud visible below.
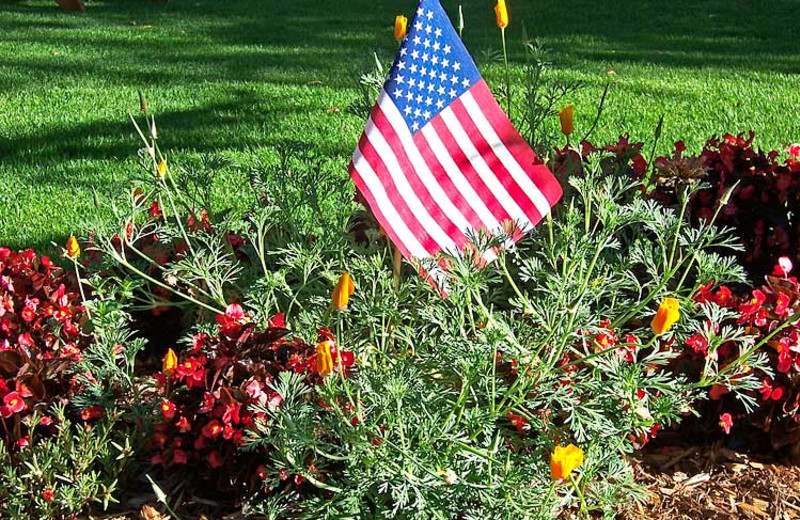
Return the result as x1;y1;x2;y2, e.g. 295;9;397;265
66;235;81;259
331;272;355;311
651;298;680;335
550;444;584;480
394;15;408;43
495;0;509;29
558;105;574;136
156;158;168;180
316;340;334;377
162;348;178;375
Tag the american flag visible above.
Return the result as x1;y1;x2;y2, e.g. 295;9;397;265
349;0;562;285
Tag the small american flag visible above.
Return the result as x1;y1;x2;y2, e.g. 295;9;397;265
349;0;562;285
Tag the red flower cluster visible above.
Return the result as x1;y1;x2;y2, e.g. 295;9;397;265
550;135;649;182
150;304;354;490
689;258;800;448
652;132;800;279
0;247;91;445
576;319;641;363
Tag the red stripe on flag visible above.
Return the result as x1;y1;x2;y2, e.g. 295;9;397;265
412;130;487;233
449;98;543;225
469;81;563;208
357;132;442;256
371;107;468;248
348;159;414;261
428;116;515;226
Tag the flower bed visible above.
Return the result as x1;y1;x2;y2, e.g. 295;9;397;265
3;24;800;515
4;122;800;517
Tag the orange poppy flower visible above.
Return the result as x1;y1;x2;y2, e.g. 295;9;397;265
550;444;584;480
651;298;680;335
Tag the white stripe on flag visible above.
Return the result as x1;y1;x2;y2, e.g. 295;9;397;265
461;91;552;218
420;124;502;233
438;107;530;227
378;93;475;236
351;148;430;260
365;113;459;255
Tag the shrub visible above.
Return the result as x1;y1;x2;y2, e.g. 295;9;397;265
651;132;800;279
148;306;354;495
85;119;778;518
0;406;132;520
0;247;142;519
552;134;800;456
681;262;800;455
0;247;89;446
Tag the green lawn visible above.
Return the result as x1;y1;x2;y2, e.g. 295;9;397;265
1;0;799;252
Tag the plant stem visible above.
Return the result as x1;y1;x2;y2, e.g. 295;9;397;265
501;27;511;115
73;259;91;319
112;251;225;314
569;474;588;515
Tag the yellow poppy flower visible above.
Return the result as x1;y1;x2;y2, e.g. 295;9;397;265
157;158;168;180
558;105;574;136
495;0;509;29
66;235;81;259
331;272;355;311
162;348;178;375
394;15;408;42
551;444;584;480
316;340;334;377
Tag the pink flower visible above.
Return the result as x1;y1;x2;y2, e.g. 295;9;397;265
1;391;26;418
160;399;177;421
788;143;800;158
215;303;248;336
775;256;794;276
201;420;223;439
719;413;733;434
80;406;105;421
175;416;191;433
686;334;709;356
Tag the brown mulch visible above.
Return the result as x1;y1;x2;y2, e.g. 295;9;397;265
621;445;800;520
85;445;800;520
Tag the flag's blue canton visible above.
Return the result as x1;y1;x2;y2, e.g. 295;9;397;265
386;0;481;135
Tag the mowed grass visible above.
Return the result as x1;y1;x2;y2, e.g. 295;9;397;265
1;0;799;252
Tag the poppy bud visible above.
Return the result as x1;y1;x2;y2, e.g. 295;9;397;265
558;105;574;136
394;15;408;43
138;90;148;114
550;444;583;480
157;158;168;180
331;272;355;311
494;0;509;29
162;348;178;375
316;340;334;377
651;298;680;335
66;235;81;259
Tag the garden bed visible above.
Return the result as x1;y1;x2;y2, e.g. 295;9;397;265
3;16;800;515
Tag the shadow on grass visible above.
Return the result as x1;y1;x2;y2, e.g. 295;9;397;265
1;0;799;195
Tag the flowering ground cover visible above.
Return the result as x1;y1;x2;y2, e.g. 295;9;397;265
3;1;800;519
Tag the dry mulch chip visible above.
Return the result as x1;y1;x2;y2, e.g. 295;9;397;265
621;445;800;520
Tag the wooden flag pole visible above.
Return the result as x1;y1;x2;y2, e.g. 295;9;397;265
393;245;402;294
